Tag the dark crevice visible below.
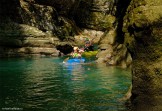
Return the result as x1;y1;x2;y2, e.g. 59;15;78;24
56;44;73;55
115;0;131;44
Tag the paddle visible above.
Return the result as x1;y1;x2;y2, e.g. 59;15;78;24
63;57;69;63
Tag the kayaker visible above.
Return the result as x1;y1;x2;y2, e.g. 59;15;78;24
63;47;84;63
71;47;84;58
84;38;94;51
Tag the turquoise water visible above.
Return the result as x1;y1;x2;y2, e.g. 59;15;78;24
0;57;131;111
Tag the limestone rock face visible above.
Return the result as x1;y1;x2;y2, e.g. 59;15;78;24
0;22;60;57
19;0;57;33
19;0;79;39
34;0;80;16
0;0;80;57
123;0;162;110
96;27;132;68
74;0;116;30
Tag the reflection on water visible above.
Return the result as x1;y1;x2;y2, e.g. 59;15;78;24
0;57;131;111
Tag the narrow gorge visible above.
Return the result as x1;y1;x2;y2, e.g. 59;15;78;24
0;0;162;111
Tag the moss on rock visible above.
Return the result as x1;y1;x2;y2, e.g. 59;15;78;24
123;0;162;110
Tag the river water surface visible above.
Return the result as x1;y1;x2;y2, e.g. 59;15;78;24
0;57;131;111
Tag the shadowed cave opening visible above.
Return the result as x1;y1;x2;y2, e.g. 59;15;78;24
56;44;73;55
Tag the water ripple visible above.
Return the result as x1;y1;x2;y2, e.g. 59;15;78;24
0;57;131;111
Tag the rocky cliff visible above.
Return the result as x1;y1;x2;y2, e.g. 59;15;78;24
123;0;162;110
0;0;80;57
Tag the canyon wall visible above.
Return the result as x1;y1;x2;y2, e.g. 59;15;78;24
123;0;162;110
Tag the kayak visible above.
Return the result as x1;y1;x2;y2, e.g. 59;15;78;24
66;58;85;64
82;51;98;57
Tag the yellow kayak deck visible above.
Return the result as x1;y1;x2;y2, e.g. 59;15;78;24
82;51;98;57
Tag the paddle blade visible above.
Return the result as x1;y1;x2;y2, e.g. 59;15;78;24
63;57;69;63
